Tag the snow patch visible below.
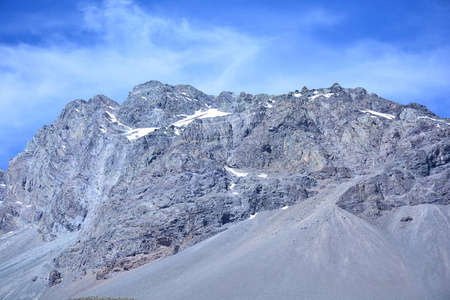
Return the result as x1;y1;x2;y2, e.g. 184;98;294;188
360;109;395;120
99;126;107;133
224;166;248;177
418;116;450;125
105;111;116;121
172;109;231;127
294;93;302;98
265;103;273;108
230;183;236;190
0;184;6;187
26;205;32;208
282;206;289;210
141;96;148;100
232;192;239;195
174;128;181;136
105;112;132;129
310;93;334;100
257;173;268;178
249;213;259;220
123;128;159;140
15;201;22;205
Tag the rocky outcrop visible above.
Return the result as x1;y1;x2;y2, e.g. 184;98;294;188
1;80;449;279
0;170;6;204
48;270;62;287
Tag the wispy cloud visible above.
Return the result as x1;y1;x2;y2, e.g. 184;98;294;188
0;0;264;124
0;0;265;169
1;0;264;106
0;0;449;169
257;38;450;111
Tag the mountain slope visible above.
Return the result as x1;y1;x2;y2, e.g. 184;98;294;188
0;81;449;299
70;173;449;300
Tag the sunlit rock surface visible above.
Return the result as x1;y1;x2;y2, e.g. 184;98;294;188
0;81;449;299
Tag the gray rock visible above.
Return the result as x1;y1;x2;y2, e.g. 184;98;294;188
0;81;449;283
48;270;62;287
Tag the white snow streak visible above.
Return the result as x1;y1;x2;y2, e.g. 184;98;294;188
172;109;231;127
282;206;289;210
418;116;450;125
105;111;117;122
359;109;395;120
0;184;6;187
294;93;302;98
15;201;22;205
224;166;248;177
123;128;160;140
249;213;259;220
310;93;334;100
257;173;268;178
118;107;230;140
230;183;236;190
232;192;239;195
105;111;132;129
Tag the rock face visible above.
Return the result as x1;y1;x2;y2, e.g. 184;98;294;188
0;80;449;284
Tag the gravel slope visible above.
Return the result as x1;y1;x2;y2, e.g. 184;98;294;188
0;229;78;300
68;175;450;300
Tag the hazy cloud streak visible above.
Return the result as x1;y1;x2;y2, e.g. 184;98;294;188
0;0;449;170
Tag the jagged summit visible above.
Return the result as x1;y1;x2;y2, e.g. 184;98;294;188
117;80;214;128
0;81;449;299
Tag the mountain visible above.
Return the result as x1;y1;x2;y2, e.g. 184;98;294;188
0;81;449;300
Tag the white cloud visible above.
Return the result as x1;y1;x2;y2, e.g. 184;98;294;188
0;0;264;127
1;0;449;169
0;1;264;108
0;0;265;169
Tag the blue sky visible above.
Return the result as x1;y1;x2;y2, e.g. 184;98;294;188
1;0;449;170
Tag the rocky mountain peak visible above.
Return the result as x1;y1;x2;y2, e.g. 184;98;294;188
88;94;120;110
117;81;214;128
0;81;449;299
330;82;342;93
